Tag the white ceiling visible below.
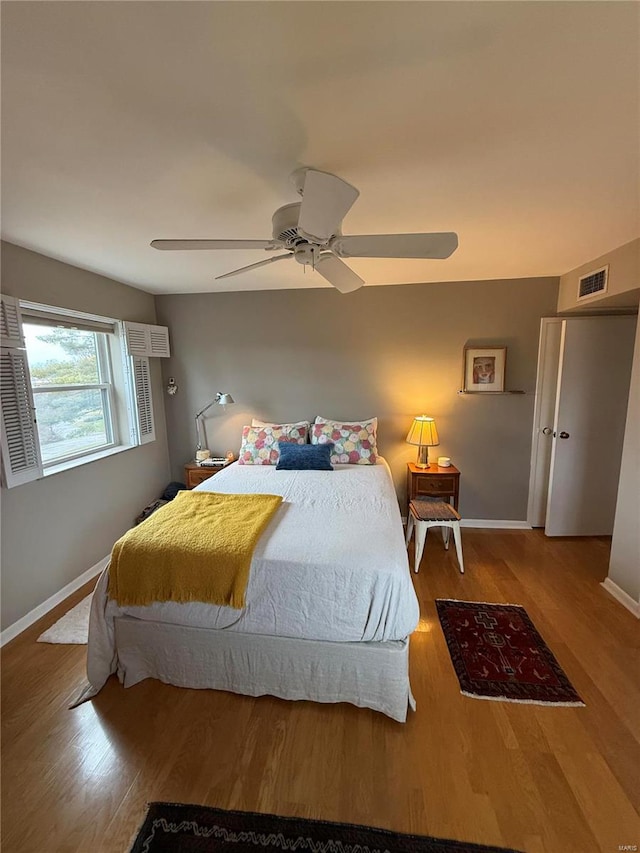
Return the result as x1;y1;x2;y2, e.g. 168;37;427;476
2;1;638;295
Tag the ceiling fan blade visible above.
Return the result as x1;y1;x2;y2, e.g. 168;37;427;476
297;170;360;244
330;232;459;259
151;239;274;251
215;253;293;280
315;253;364;294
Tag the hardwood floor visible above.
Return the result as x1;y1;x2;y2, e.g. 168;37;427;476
2;529;639;852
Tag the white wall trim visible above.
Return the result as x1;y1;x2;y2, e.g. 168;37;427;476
601;578;640;618
0;555;109;647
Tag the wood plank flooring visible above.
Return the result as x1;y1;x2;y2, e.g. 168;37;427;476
2;529;639;852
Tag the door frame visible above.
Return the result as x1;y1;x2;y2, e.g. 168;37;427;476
527;313;636;533
526;317;563;527
544;314;635;536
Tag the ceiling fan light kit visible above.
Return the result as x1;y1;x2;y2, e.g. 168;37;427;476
151;168;458;294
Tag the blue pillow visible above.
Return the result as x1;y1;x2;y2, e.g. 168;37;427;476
276;442;334;471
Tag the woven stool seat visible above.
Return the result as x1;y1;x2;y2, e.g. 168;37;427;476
410;498;461;522
406;498;464;574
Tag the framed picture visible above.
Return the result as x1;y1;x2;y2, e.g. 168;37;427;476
463;347;507;392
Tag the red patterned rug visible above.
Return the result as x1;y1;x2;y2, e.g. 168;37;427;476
436;600;584;706
130;803;524;852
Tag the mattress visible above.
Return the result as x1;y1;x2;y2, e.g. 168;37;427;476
86;458;419;694
101;457;418;639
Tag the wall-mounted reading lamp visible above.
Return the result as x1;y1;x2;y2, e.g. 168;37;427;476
195;392;234;457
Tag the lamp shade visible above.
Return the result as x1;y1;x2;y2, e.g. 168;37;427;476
406;416;439;447
217;393;234;405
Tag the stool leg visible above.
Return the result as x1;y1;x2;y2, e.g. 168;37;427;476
442;524;451;550
452;522;464;574
405;513;414;548
414;522;427;573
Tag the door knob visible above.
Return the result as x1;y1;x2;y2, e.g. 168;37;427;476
559;431;570;439
541;427;553;435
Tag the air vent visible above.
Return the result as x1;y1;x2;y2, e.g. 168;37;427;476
578;265;608;301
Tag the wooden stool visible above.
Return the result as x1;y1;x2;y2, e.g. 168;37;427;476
405;498;465;574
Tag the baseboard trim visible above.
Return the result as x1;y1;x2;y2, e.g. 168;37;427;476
0;555;109;647
401;516;530;530
601;578;640;618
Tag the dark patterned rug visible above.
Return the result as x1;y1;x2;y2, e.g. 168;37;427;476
436;599;584;706
130;803;523;852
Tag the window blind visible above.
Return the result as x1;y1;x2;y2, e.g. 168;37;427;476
20;307;116;335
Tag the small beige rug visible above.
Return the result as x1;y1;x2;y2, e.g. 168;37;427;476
37;595;92;644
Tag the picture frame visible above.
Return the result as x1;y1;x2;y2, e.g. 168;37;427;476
463;346;507;393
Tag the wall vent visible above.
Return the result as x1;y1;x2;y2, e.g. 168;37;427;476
578;265;609;301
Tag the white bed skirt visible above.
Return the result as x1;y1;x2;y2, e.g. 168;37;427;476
113;616;416;723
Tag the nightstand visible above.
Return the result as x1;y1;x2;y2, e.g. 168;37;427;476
184;462;225;489
407;462;460;510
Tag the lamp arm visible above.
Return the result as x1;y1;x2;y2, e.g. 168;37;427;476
194;392;234;453
194;393;222;419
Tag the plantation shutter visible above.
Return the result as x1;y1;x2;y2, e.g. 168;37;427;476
0;349;43;487
0;295;25;349
124;322;149;356
148;325;171;357
132;356;155;444
124;322;170;357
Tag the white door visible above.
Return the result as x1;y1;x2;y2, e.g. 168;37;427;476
545;315;636;536
527;318;563;526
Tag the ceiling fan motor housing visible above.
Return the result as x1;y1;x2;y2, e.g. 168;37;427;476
272;202;341;260
272;203;302;247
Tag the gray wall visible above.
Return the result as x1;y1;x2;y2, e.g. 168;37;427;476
1;242;171;630
608;310;640;603
156;277;559;518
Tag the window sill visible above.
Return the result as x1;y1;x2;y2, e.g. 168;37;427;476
43;444;135;477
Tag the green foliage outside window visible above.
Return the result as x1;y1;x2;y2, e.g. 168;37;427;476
26;326;109;451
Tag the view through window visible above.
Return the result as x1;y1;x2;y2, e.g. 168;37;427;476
22;323;115;465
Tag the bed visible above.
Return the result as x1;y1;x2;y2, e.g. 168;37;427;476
84;458;420;721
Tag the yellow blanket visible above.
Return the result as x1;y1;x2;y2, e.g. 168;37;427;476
107;490;283;609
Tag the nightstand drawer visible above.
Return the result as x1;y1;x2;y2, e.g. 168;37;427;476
407;462;460;510
414;475;456;495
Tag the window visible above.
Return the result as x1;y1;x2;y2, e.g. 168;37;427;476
0;297;167;488
23;322;116;467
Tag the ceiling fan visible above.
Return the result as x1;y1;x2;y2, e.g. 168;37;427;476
151;168;458;294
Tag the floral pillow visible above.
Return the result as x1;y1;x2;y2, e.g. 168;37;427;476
310;417;378;464
238;424;307;465
251;419;309;442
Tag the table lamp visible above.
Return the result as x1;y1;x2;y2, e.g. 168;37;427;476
406;416;439;468
195;392;234;458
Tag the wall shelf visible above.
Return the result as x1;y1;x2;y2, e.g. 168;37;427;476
457;390;530;395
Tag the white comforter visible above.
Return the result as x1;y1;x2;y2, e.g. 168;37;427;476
87;459;419;689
